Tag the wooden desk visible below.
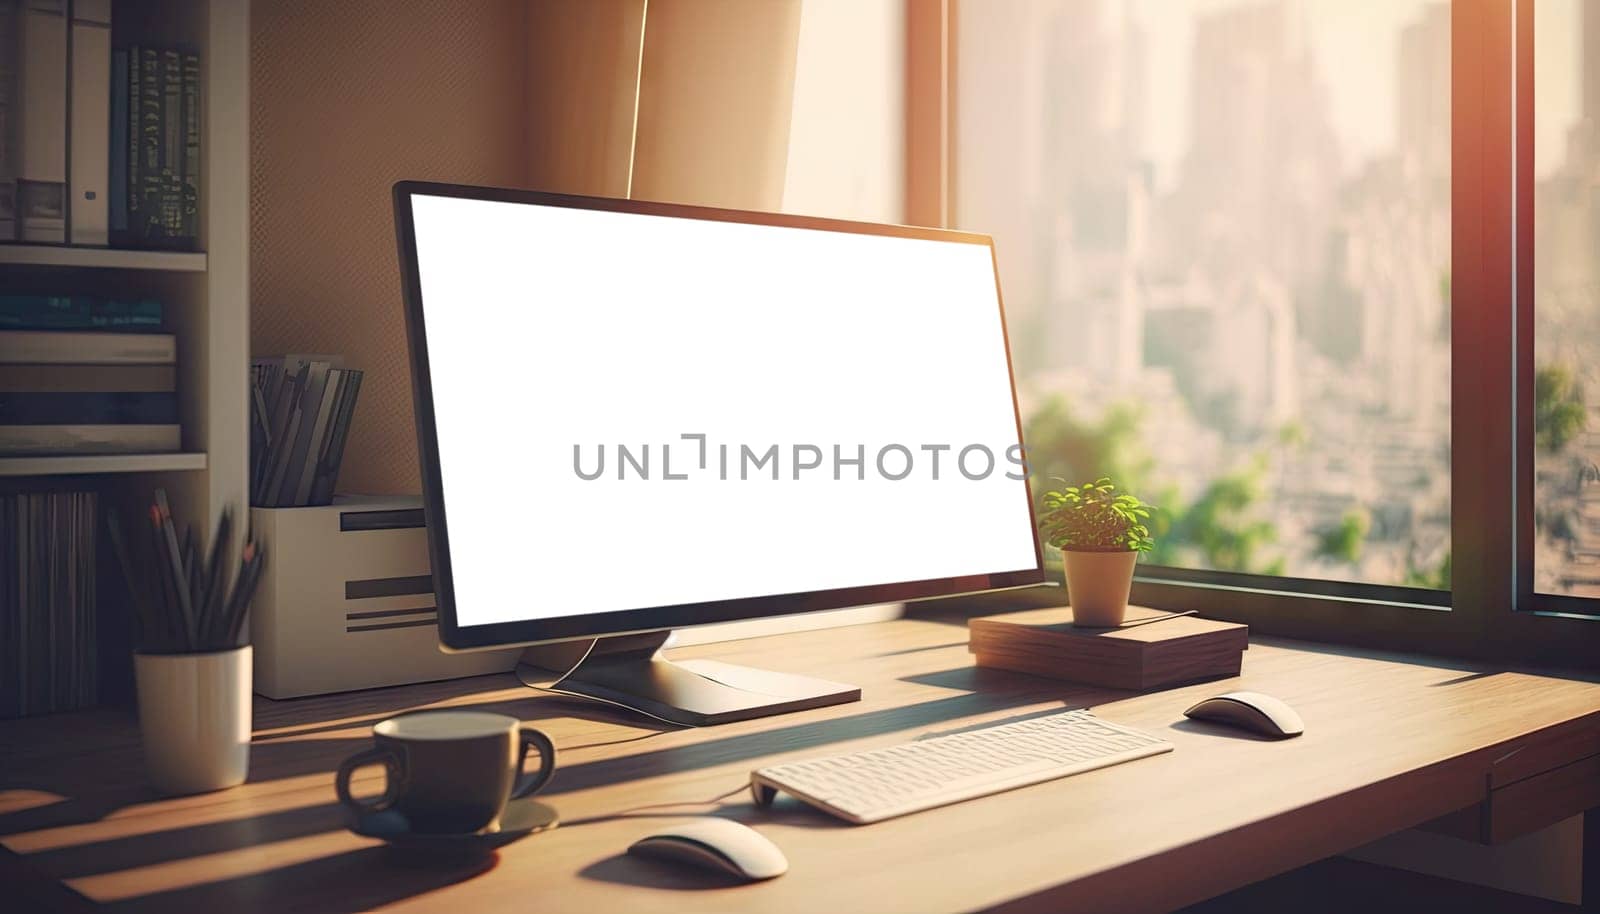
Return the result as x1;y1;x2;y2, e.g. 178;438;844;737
4;613;1600;914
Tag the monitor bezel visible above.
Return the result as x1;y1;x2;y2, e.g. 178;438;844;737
393;180;1046;652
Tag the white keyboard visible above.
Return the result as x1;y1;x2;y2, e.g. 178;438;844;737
750;709;1172;824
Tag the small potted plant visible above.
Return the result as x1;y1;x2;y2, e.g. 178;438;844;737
1039;477;1154;627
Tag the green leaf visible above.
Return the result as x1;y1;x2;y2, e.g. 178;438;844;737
1035;475;1158;554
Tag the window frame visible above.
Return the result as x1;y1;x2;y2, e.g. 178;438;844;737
914;0;1600;666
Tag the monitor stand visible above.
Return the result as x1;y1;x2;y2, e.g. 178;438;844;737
516;630;860;727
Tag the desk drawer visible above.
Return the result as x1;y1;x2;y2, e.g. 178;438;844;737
1421;723;1600;845
1490;727;1600;788
1485;753;1600;844
1424;755;1600;845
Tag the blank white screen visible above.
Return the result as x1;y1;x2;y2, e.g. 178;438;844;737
409;194;1038;628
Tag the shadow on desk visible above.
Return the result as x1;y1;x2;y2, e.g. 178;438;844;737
1;688;1076;882
1167;718;1283;742
0;653;1292;892
0;693;658;845
251;689;659;744
525;690;1108;798
108;845;499;913
580;851;751;891
9;800;352;881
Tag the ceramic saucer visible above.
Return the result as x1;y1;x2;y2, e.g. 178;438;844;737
350;795;559;853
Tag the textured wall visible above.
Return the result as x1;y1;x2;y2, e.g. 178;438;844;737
252;0;814;495
250;0;529;494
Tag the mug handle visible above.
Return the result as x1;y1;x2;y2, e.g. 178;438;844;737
511;726;556;799
336;746;401;815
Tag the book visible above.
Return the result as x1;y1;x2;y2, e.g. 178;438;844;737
309;370;363;505
137;46;161;243
970;606;1249;691
110;48;127;235
181;53;199;243
0;330;176;364
16;180;64;241
0;311;160;331
0;182;14;241
0;0;17;241
125;44;140;239
251;357;364;507
0;423;180;454
1;492;11;713
275;360;331;505
0;490;98;717
17;0;66;243
158;49;182;243
0;294;163;330
291;369;343;505
119;44;198;249
0;391;178;424
0;363;175;392
68;0;111;245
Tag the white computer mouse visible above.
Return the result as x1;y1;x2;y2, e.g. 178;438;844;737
628;818;789;882
1183;690;1305;738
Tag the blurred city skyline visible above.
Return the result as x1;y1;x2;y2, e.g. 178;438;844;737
1537;0;1589;177
957;0;1598;593
1125;0;1441;189
1534;0;1600;598
958;0;1452;585
1126;0;1592;181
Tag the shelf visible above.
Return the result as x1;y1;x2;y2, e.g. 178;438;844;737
0;244;207;272
0;453;208;477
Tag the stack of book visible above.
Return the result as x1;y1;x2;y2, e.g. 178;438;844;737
0;295;180;455
251;356;363;507
112;42;201;249
0;1;200;248
0;489;98;717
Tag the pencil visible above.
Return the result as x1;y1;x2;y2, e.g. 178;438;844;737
154;490;196;650
183;525;199;637
149;505;181;650
107;513;162;651
223;542;262;647
201;509;234;646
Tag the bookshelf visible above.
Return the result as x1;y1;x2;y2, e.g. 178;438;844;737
0;244;208;272
1;0;248;533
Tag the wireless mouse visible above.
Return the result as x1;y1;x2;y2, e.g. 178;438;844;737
1183;690;1305;738
628;818;789;882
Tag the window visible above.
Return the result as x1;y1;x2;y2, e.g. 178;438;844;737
908;0;1600;660
1531;0;1600;608
955;1;1451;590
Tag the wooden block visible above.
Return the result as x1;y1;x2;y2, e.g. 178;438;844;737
970;605;1248;691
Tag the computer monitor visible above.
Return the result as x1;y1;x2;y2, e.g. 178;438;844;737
393;182;1043;725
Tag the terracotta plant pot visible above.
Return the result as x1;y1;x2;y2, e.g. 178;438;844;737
1062;549;1139;627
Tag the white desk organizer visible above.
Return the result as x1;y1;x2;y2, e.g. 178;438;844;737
250;496;520;698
